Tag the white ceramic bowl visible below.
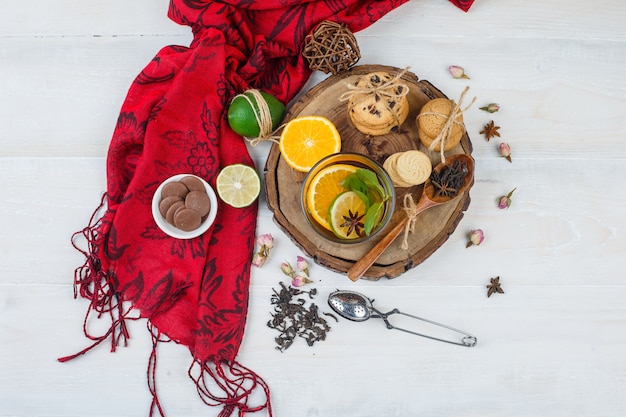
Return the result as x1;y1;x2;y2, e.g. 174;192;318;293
151;174;218;239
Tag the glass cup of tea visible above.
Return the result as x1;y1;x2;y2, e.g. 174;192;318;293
301;152;396;244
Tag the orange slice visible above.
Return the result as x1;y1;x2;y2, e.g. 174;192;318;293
279;115;341;172
306;164;357;231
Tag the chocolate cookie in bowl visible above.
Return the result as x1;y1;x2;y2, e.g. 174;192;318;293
152;174;218;239
342;70;410;136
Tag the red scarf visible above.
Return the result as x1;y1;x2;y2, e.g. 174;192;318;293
62;0;472;415
451;0;474;12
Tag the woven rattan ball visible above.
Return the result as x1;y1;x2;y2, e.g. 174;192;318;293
303;21;360;75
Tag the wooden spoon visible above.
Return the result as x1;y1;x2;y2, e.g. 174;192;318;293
347;154;475;282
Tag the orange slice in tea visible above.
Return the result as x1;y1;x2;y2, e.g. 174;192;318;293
329;191;368;240
306;164;357;231
279;115;341;172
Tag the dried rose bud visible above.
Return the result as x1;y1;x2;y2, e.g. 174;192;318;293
252;252;267;268
479;103;500;113
497;188;517;209
257;233;274;249
497;196;510;209
449;65;469;79
499;142;512;162
296;255;309;276
280;261;295;277
466;229;484;248
291;274;313;288
252;233;274;267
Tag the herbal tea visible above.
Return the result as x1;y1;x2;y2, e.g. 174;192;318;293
301;153;395;243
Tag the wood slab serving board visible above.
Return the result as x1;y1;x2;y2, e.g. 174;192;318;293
264;65;473;280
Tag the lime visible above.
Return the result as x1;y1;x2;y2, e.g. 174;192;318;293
328;191;367;240
227;90;285;137
216;164;261;208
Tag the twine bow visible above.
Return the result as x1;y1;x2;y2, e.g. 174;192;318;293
417;86;476;163
232;89;281;146
401;193;420;250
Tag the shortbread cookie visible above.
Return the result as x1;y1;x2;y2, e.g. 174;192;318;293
418;126;463;152
417;98;465;151
384;150;432;187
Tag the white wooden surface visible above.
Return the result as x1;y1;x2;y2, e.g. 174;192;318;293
2;1;626;416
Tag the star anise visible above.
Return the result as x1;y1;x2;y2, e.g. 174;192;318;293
430;173;458;199
486;276;504;297
429;159;467;199
480;120;501;141
340;210;365;237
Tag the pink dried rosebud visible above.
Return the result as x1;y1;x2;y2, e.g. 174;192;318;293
252;252;267;268
479;103;500;113
466;229;485;248
449;65;469;79
257;233;274;250
296;255;309;276
497;188;517;209
499;142;512;162
291;274;313;288
280;261;295;277
251;233;274;267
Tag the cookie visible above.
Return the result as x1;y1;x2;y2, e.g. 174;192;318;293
350;98;410;134
418;126;463;152
159;195;183;217
384;153;412;188
384;150;432;187
165;200;185;225
161;181;189;198
173;208;202;232
347;71;409;136
417;98;465;151
185;190;211;218
180;175;205;192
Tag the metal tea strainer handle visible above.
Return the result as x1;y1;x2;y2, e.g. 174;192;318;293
328;290;477;347
368;306;478;347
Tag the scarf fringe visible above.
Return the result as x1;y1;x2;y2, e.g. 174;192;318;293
148;323;170;417
147;329;272;417
58;194;135;362
189;358;273;417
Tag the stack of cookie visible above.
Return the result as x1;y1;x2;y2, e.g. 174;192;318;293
346;71;409;136
383;150;432;188
417;98;464;151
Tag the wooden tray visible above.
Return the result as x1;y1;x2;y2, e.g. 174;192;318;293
264;65;473;280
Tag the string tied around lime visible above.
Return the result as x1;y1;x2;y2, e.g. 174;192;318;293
339;67;411;127
231;89;283;147
416;86;476;164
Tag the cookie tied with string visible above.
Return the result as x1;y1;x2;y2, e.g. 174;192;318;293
417;98;464;151
415;87;475;163
342;71;410;136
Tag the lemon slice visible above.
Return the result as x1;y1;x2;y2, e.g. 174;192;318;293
306;164;358;231
329;191;367;240
279;115;341;172
216;164;261;208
